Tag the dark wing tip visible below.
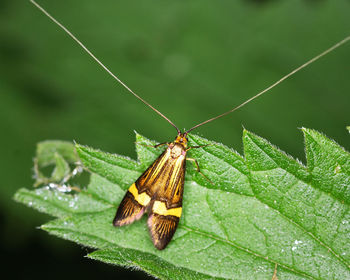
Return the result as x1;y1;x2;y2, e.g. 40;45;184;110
113;192;145;227
148;213;179;250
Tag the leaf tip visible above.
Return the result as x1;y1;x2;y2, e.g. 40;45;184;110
242;129;260;145
242;127;250;139
300;127;315;140
40;224;48;231
135;131;144;142
75;142;88;156
302;127;329;142
13;188;25;202
74;142;82;149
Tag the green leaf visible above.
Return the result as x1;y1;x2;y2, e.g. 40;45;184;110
34;140;78;187
50;152;70;182
36;140;77;167
14;129;350;279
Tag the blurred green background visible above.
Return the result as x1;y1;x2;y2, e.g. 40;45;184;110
1;0;349;279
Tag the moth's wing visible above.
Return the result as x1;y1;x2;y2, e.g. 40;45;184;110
148;207;182;250
113;150;167;227
113;183;149;226
147;155;186;250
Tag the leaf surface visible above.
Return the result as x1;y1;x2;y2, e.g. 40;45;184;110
14;129;350;279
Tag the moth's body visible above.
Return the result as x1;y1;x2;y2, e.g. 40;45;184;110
113;134;188;250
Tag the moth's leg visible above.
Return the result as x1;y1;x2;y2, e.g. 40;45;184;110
135;142;169;148
154;142;169;148
186;157;213;184
186;144;212;151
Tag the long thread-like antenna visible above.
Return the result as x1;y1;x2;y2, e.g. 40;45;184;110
30;0;180;134
185;35;350;134
31;0;349;136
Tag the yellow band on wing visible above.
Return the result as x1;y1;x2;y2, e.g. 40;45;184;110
152;201;182;218
128;183;151;206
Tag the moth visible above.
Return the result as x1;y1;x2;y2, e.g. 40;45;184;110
113;133;189;249
30;0;349;250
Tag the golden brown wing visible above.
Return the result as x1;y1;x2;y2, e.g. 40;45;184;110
113;149;169;227
147;150;186;250
113;182;149;226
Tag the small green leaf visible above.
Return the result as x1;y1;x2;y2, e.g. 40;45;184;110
50;152;70;182
15;129;350;279
34;140;78;187
36;140;77;167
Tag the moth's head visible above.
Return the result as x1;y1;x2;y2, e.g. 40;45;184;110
175;133;188;148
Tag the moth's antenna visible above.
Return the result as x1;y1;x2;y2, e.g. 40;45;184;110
185;35;350;134
30;0;180;134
